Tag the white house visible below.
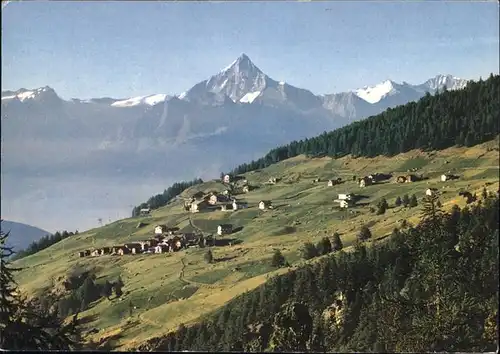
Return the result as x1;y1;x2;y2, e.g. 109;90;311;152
337;193;352;201
154;225;167;235
426;188;438;196
339;200;350;208
154;245;169;254
441;174;451;182
359;177;372;187
259;200;272;210
232;200;238;211
223;174;231;184
334;199;353;208
327;180;334;187
242;185;250;193
190;202;200;213
217;224;233;236
139;208;151;216
209;195;218;205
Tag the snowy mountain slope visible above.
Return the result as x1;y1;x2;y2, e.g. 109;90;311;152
353;75;469;105
111;94;169;107
1;86;62;104
321;91;377;120
355;80;396;104
415;74;469;93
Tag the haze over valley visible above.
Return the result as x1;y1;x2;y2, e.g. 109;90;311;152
1;56;471;231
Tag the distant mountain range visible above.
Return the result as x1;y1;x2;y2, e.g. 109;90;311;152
1;220;50;253
1;53;469;181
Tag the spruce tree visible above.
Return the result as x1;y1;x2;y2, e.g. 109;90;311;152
409;194;418;208
301;242;319;260
402;194;410;207
482;187;488;200
101;280;113;299
307;312;326;351
113;277;124;298
332;232;343;251
377;198;389;215
395;196;402;207
316;237;333;256
271;250;286;268
358;225;372;241
0;227;82;350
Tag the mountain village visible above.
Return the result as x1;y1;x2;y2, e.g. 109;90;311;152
78;168;467;259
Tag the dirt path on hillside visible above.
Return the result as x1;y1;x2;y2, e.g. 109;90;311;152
179;256;224;290
138;312;162;329
188;216;205;234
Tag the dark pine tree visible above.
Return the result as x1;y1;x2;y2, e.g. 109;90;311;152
358;225;372;241
0;226;83;350
301;242;319;260
271;250;286;268
316;237;333;256
409;194;418;208
332;232;343;251
402;194;410;207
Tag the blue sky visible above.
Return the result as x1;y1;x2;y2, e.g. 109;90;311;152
2;1;498;99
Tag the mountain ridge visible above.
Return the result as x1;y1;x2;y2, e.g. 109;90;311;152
1;55;469;109
1;220;50;253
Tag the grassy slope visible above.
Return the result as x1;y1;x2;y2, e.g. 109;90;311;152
13;139;499;350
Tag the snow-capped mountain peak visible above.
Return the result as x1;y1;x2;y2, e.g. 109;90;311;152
111;94;169;107
180;54;270;104
219;53;260;75
353;74;470;104
355;80;397;104
2;86;59;102
206;53;268;102
419;74;468;92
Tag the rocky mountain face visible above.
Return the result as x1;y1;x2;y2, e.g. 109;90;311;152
2;54;469;180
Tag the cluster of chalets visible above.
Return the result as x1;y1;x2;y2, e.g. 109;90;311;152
78;225;214;258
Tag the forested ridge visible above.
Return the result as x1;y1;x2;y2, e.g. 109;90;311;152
11;230;78;261
138;194;499;352
131;178;203;216
231;74;499;175
130;75;498;216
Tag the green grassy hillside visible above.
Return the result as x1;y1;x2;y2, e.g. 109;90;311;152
13;138;499;350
